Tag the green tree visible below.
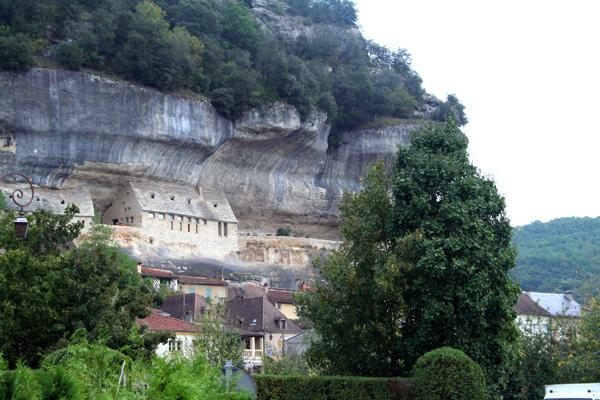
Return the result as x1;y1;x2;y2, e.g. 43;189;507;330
196;300;244;368
221;0;260;54
0;213;152;367
55;41;84;70
299;121;519;396
0;33;36;71
297;161;409;376
392;121;519;394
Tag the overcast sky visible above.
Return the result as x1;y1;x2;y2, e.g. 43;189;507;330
354;0;600;226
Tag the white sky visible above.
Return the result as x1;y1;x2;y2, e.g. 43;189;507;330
354;0;600;226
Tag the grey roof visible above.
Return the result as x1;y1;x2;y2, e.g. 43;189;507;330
0;184;94;217
160;293;208;321
227;296;302;335
526;291;581;317
129;182;237;223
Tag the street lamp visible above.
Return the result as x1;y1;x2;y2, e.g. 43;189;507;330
0;172;34;238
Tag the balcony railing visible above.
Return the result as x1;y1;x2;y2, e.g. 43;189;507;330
243;349;263;359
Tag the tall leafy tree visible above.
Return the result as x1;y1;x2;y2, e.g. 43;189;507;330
297;161;410;376
299;121;519;395
392;120;518;394
0;210;152;367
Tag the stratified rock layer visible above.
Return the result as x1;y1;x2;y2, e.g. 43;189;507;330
0;68;418;239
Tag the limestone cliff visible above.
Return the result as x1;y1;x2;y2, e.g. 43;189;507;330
0;68;419;239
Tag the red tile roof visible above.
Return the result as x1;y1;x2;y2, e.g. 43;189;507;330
267;289;295;304
136;309;197;333
140;266;176;279
513;292;552;317
177;275;227;286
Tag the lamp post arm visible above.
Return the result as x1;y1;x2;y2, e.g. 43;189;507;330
0;172;34;210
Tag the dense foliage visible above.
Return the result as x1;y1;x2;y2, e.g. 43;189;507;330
413;347;487;400
195;300;244;368
297;121;519;396
0;210;154;367
0;0;466;132
512;216;600;298
254;375;414;400
506;299;600;399
0;342;250;399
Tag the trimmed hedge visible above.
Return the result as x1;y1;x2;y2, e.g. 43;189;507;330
255;375;414;400
413;347;487;400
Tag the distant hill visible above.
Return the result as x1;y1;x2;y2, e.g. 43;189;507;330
512;217;600;297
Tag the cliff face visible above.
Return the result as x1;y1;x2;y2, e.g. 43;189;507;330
0;68;418;239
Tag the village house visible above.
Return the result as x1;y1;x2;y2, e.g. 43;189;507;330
227;296;303;370
1;185;94;231
267;289;298;320
161;293;209;322
102;182;238;255
136;308;197;358
514;291;582;338
138;264;179;291
178;275;228;301
514;292;552;336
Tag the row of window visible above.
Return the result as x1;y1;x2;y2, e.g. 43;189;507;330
149;212;229;237
148;212;206;225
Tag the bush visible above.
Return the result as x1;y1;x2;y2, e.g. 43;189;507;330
413;347;486;400
55;42;84;70
262;355;310;376
276;228;291;237
0;34;36;71
255;375;414;400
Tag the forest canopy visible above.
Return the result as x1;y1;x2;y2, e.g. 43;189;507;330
0;0;466;132
512;216;600;300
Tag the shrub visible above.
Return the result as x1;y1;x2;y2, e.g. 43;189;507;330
276;228;291;236
255;375;414;400
0;34;36;71
262;355;310;376
413;347;486;400
56;42;85;70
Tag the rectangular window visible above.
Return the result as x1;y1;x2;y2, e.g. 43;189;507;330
187;224;191;232
179;222;183;231
169;214;174;221
187;287;195;294
126;217;129;223
177;216;182;222
131;217;134;224
158;213;164;220
218;222;222;237
205;287;212;300
203;219;207;225
188;217;192;223
170;221;174;230
149;212;155;219
168;340;182;352
195;218;199;224
195;225;199;234
224;223;228;237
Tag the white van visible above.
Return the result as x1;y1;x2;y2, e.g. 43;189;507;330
545;384;600;400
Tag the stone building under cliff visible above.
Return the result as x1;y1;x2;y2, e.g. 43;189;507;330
0;185;94;230
102;182;238;254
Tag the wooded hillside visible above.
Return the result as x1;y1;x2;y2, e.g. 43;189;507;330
512;217;600;299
